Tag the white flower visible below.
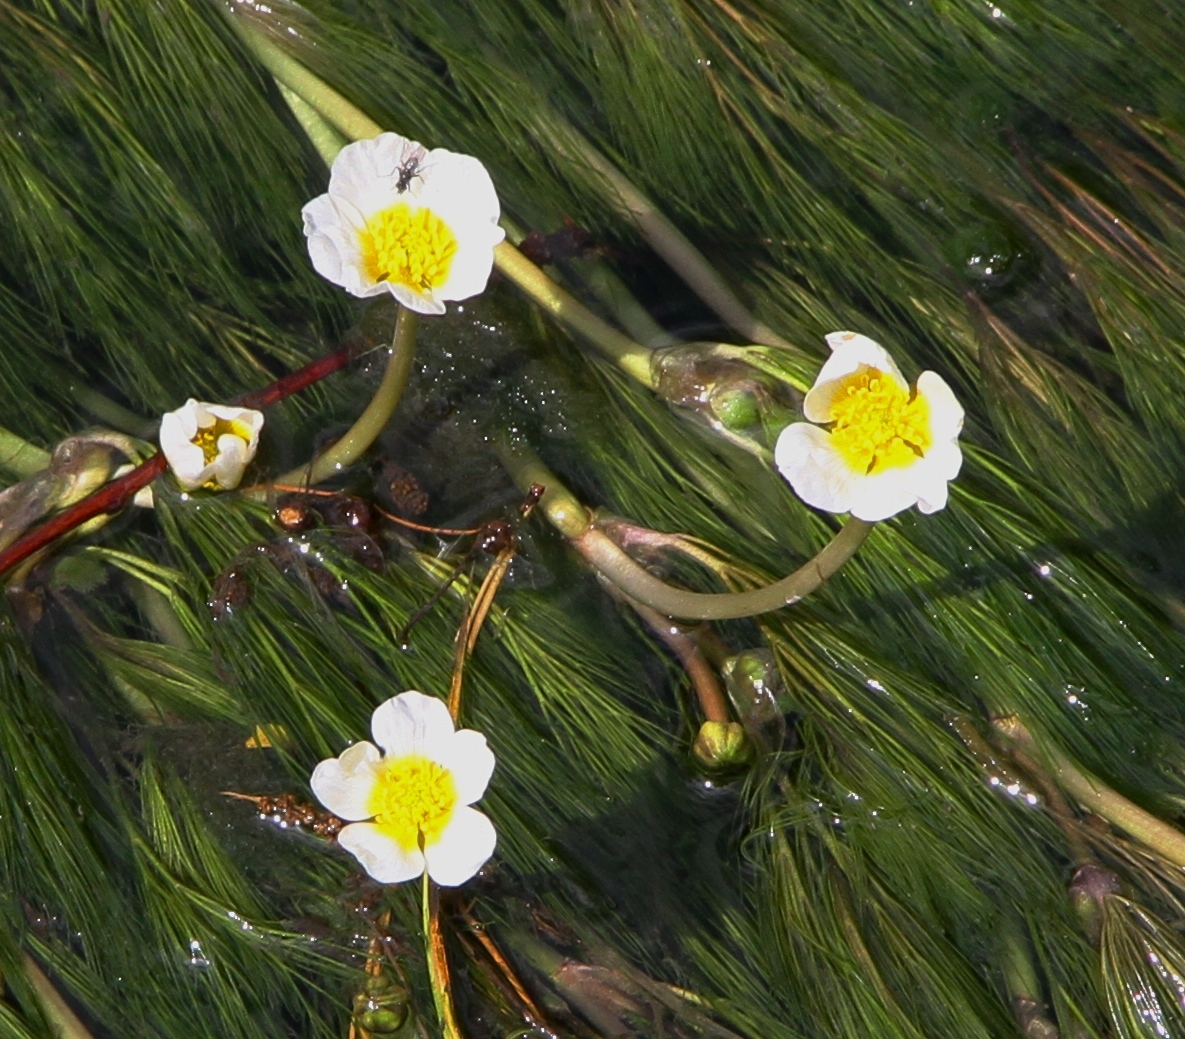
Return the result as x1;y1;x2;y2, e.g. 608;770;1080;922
311;691;497;887
301;133;505;316
159;399;264;492
774;332;964;522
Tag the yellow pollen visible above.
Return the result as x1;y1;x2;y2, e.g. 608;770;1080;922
360;203;458;293
367;755;457;851
190;418;251;465
826;367;932;475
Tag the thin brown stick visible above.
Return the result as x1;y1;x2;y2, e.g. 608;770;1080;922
460;909;550;1027
447;548;513;721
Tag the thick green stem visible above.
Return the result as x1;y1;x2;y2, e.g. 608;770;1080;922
998;716;1185;868
0;427;50;480
230;16;382;140
539;118;790;350
24;955;96;1039
274;308;418;488
500;442;872;619
567;258;678;348
494;243;656;386
276;82;347;166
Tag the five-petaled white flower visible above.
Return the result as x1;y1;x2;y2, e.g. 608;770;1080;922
311;691;497;887
301;133;505;316
159;399;264;492
775;332;964;521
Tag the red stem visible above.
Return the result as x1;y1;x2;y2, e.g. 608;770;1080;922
0;339;363;578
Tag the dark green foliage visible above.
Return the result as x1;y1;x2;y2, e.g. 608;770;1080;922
6;0;1185;1037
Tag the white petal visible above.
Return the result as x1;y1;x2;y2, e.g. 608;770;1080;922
207;434;249;490
338;821;426;883
419;150;501;226
310;741;381;821
159;410;206;488
170;400;203;439
433;225;502;305
916;370;965;442
204;404;265;439
846;468;926;522
430;729;495;805
774;422;857;514
914;475;950;514
370;691;455;759
423;807;496;887
819;331;906;382
922;437;963;482
326;134;413;218
388;282;447;316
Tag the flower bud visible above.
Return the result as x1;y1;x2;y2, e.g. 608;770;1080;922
692;721;752;771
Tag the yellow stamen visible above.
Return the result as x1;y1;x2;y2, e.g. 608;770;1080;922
827;368;931;474
368;755;457;850
360;203;458;293
191;418;252;465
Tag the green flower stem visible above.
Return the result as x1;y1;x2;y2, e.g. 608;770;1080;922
538;117;791;350
23;954;95;1039
567;257;678;348
500;441;873;620
423;872;464;1039
998;716;1185;868
493;242;656;386
272;307;418;488
276;82;347;166
230;17;382;141
0;426;50;480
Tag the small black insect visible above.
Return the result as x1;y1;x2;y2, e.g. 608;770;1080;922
395;150;426;193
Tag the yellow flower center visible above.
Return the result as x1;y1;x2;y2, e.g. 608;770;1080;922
191;418;252;465
827;368;932;474
368;755;458;851
360;203;458;293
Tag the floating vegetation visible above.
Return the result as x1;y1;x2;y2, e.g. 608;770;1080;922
4;1;1185;1037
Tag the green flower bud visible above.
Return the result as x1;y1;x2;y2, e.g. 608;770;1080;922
708;385;761;431
692;721;752;770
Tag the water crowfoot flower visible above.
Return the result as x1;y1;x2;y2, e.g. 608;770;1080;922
302;133;505;315
311;691;496;886
775;332;964;521
159;399;264;491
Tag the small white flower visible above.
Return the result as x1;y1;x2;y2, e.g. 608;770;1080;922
159;399;264;492
774;332;964;522
301;133;506;316
311;691;497;887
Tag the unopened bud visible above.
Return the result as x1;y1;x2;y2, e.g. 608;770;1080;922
693;721;752;770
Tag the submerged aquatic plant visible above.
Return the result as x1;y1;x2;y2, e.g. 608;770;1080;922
6;1;1185;1038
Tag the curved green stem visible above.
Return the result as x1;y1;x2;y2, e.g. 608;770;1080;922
274;307;418;488
500;441;872;619
997;716;1185;868
493;243;655;386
